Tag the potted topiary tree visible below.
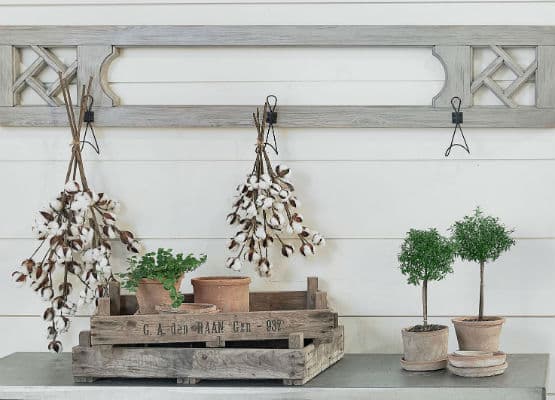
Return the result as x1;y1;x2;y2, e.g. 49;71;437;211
119;248;207;314
450;207;515;352
398;228;456;371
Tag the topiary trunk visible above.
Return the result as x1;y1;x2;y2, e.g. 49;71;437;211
479;261;485;321
422;279;428;327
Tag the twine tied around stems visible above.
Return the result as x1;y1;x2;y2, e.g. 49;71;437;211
59;73;94;190
444;96;470;157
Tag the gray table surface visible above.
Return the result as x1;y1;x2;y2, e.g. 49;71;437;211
0;353;548;400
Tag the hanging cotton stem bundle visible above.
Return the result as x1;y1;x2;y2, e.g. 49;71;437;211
11;74;140;353
225;98;325;277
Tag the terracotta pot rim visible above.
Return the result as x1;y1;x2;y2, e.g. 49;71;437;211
191;276;251;286
402;325;448;337
452;316;505;327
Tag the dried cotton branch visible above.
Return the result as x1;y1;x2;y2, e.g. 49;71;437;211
225;99;325;277
12;76;140;352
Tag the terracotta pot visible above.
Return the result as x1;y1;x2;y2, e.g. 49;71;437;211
452;316;505;352
401;325;448;371
191;276;251;312
135;276;183;314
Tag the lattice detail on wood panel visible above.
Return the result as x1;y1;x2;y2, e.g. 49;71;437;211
13;46;77;106
471;45;538;108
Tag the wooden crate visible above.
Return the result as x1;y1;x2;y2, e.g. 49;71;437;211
72;277;344;385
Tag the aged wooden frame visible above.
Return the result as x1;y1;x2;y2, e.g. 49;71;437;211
1;25;554;128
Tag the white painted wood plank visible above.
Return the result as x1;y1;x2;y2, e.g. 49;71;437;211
19;80;535;108
109;47;444;83
0;160;551;238
112;81;444;106
1;4;555;25
2;127;555;162
0;0;548;4
4;237;555;317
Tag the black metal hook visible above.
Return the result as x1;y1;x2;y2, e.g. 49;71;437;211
80;94;100;155
444;96;470;157
264;95;279;155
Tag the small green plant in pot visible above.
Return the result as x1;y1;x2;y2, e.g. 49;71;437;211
450;207;515;352
119;248;207;314
398;228;456;371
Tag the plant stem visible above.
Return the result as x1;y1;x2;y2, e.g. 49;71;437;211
479;261;485;321
422;279;428;328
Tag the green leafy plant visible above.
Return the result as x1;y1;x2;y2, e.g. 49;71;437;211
398;228;456;331
119;248;207;308
450;207;515;321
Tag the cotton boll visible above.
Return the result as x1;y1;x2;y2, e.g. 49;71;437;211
300;243;315;256
312;233;325;246
46;326;56;340
52;296;65;310
278;190;290;202
292;222;303;234
246;204;257;218
261;197;273;209
244;250;261;263
254;226;267;240
64;180;80;194
281;244;294;257
40;287;54;301
258;174;271;190
49;199;63;212
285;225;294;234
226;238;239;250
272;201;285;212
235;231;248;243
55;246;72;262
11;271;26;286
43;307;55;322
48;340;63;354
226;257;242;271
269;183;282;196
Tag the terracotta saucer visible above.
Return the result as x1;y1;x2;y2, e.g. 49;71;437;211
155;303;219;314
448;361;508;377
400;358;447;371
449;351;506;368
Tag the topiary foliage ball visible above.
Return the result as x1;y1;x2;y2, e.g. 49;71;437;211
398;228;455;286
450;207;515;264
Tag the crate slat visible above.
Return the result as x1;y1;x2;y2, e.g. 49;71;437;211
91;309;337;345
73;326;344;384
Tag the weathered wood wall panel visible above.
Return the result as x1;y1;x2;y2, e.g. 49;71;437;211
0;25;552;127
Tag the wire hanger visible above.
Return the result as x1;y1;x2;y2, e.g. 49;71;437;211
444;96;470;157
79;94;100;155
264;95;278;155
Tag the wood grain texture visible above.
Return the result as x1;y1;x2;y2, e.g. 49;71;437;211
72;326;344;382
90;309;337;345
77;45;120;106
0;46;14;106
72;345;307;379
432;45;471;107
537;46;555;108
1;26;555;46
1;105;554;127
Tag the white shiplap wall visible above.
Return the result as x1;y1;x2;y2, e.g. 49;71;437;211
1;0;555;395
